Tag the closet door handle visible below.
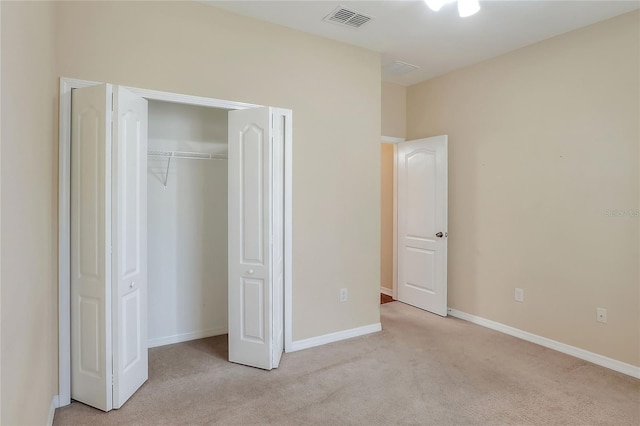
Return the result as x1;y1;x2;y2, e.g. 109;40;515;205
247;269;254;275
130;281;135;289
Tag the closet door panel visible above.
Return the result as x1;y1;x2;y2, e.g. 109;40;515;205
229;107;273;370
70;83;113;412
112;86;148;409
270;109;290;368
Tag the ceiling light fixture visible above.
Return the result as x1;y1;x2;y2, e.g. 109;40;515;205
458;0;480;17
425;0;480;17
424;0;447;12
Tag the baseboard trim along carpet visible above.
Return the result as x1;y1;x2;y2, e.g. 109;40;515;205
380;287;393;297
48;395;59;426
290;323;382;352
148;326;228;348
448;308;640;379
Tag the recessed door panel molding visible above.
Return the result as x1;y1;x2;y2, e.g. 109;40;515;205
406;236;434;245
241;278;265;342
397;135;448;316
120;111;143;280
404;247;436;293
240;124;264;265
77;106;101;280
121;290;141;372
79;296;101;377
405;149;437;239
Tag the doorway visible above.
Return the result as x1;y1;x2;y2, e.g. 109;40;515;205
380;135;448;314
58;78;293;409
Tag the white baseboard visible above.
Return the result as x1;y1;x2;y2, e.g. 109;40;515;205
148;326;228;348
290;323;382;352
448;308;640;379
380;287;393;297
48;395;59;426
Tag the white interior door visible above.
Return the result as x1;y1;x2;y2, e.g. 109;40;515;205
71;84;113;411
397;135;448;316
71;84;148;411
228;107;286;370
111;87;148;408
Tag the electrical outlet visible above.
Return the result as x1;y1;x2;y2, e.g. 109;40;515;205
514;288;524;302
597;308;607;323
339;288;348;302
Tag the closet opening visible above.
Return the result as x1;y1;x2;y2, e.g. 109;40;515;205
58;78;293;410
146;100;230;348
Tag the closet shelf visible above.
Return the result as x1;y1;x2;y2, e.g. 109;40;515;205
148;150;227;189
148;150;228;161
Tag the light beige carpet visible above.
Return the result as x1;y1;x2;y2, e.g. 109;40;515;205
54;302;640;425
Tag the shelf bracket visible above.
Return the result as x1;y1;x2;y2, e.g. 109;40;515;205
163;156;171;189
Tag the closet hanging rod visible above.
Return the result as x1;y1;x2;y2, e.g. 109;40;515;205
148;150;228;161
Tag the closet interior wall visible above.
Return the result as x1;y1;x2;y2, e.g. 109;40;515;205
147;100;229;347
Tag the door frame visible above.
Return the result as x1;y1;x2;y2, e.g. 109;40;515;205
58;77;294;407
380;135;404;300
381;134;448;306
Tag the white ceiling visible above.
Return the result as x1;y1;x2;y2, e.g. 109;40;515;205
203;1;639;86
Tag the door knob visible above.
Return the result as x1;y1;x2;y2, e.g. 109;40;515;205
436;232;444;238
247;269;254;275
130;281;135;288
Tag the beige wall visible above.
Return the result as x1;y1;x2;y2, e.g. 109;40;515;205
381;81;406;138
0;1;381;420
380;81;407;295
55;2;381;338
380;144;394;292
407;11;640;366
1;1;59;424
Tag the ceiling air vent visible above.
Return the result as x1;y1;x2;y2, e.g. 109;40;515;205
323;6;374;29
383;61;420;76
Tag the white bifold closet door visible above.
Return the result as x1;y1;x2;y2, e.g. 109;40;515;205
71;85;288;412
228;107;289;370
71;84;148;411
